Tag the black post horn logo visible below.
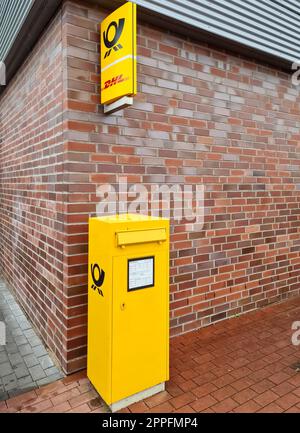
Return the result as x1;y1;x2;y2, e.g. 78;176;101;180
103;18;125;58
91;263;105;297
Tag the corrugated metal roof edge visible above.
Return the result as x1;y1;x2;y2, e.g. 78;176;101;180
0;0;34;61
141;6;295;66
0;0;295;95
0;0;62;96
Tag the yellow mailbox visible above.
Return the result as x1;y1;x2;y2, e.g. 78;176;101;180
87;214;169;412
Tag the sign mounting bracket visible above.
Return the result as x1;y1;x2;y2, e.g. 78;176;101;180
104;96;133;115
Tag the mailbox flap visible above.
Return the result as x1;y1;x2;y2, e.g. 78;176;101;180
116;228;166;246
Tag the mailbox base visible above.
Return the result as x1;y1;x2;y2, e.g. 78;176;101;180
108;382;165;413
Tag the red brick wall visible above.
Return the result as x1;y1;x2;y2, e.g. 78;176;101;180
1;0;300;374
0;12;66;368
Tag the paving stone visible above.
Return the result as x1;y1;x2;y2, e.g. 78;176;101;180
29;365;46;381
33;345;48;358
14;365;30;379
18;344;33;357
0;353;8;364
36;373;63;387
28;336;43;348
44;366;60;377
0;279;64;402
11;328;23;337
3;374;18;391
10;307;23;317
8;388;27;398
5;343;18;355
0;391;9;401
39;355;54;370
6;319;20;330
14;335;28;346
8;353;23;367
24;329;35;339
18;320;31;331
4;335;13;344
24;354;39;368
0;362;13;377
0;295;295;413
17;375;35;388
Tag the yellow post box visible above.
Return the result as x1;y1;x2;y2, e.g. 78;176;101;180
87;214;169;412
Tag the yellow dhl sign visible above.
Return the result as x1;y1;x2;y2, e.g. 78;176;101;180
100;2;137;105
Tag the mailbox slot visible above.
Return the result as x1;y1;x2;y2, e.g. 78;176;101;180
116;228;166;247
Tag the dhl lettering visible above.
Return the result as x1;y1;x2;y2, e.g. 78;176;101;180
101;74;128;91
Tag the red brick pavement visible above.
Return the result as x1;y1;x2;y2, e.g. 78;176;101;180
1;297;300;413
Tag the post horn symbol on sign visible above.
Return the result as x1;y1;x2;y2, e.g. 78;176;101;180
91;264;105;297
103;18;125;58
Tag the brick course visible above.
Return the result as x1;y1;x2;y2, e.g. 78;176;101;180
0;0;300;374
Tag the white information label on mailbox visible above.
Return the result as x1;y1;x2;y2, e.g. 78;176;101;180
128;257;154;291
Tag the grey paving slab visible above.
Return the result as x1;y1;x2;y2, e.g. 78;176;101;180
23;329;35;339
29;365;46;381
44;366;60;377
18;343;33;357
0;391;8;401
3;373;18;391
8;352;23;367
14;335;28;346
28;335;43;348
14;365;30;379
0;362;13;376
0;279;64;400
17;375;34;388
24;354;39;368
11;328;23;337
36;372;63;387
5;343;18;354
32;345;48;358
39;355;54;370
0;352;8;363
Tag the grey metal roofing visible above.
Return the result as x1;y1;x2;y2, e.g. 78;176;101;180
0;0;62;90
133;0;300;64
0;0;33;61
0;0;299;88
